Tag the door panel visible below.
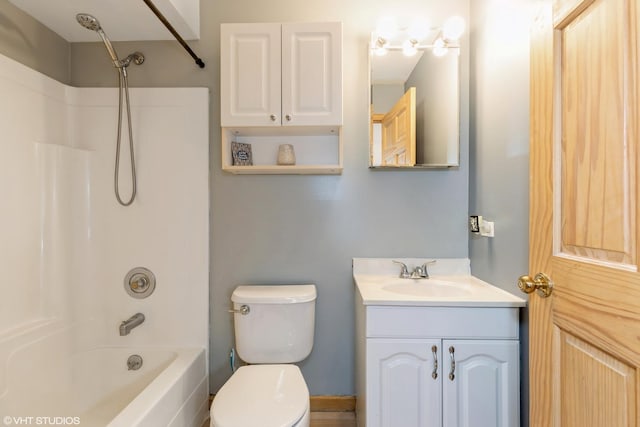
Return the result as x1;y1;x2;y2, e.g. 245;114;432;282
559;0;635;266
281;22;342;126
381;87;416;167
556;330;636;426
442;340;519;427
367;339;441;427
220;23;281;127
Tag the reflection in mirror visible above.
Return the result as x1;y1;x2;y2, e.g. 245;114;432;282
370;44;460;168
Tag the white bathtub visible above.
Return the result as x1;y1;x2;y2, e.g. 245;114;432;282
0;332;209;427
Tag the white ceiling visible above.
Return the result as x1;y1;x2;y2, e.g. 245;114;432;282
8;0;199;42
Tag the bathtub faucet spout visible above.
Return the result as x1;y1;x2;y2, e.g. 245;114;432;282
119;312;145;336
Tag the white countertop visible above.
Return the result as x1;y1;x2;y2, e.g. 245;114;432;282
353;258;526;308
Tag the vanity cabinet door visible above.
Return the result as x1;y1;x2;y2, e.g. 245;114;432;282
220;23;282;127
442;340;519;427
366;339;441;427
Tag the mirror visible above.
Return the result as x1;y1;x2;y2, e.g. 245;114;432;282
369;45;460;168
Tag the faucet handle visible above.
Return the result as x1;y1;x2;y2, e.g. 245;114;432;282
421;260;437;278
392;260;411;279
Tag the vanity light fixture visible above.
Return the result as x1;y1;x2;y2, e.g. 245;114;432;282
372;15;465;57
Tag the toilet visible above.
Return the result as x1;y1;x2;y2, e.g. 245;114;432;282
210;284;317;427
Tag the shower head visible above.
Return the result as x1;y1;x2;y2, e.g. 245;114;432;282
76;13;101;31
75;13;121;67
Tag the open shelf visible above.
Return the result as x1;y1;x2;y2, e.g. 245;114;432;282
221;126;343;175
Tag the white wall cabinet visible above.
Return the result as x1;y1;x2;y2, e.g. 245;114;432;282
220;22;342;174
355;302;520;427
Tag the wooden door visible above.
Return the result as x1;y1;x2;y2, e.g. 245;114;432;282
220;23;281;127
381;87;416;167
281;22;342;126
527;0;639;425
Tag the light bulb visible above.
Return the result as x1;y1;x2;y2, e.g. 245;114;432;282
432;37;448;57
442;16;465;41
402;39;418;57
374;45;388;56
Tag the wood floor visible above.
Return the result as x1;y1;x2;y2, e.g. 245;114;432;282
202;411;357;427
310;411;357;426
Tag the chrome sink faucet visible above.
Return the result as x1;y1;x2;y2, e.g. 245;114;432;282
393;260;437;279
119;312;145;336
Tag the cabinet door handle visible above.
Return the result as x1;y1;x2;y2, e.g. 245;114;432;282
448;346;456;381
285;114;292;121
431;345;438;379
270;114;278;122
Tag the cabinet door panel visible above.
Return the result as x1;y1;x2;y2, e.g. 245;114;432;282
442;340;519;427
367;339;441;427
281;22;342;126
221;23;281;126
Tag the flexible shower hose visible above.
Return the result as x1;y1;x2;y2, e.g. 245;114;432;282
114;66;137;206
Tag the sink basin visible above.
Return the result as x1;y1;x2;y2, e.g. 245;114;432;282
382;280;472;297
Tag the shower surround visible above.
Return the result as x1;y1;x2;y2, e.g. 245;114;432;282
0;52;209;425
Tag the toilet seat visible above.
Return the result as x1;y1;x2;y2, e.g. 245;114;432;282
210;364;309;427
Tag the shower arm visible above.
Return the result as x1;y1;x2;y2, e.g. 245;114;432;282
142;0;205;68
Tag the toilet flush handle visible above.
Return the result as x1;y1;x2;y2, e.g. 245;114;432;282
228;305;250;315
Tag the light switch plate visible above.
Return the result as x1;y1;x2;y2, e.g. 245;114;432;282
480;220;495;237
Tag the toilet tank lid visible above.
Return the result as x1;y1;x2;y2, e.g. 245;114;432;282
232;284;316;304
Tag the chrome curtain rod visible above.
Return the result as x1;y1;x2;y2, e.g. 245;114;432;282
142;0;205;68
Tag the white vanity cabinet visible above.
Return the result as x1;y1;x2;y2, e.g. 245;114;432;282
220;22;343;174
355;302;521;427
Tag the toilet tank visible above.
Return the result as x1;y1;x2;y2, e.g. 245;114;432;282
232;284;316;364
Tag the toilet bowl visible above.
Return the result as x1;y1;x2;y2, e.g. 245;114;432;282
209;285;316;427
210;365;310;427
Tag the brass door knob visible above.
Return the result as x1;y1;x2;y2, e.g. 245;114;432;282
518;272;553;298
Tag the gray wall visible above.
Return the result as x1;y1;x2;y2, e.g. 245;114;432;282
70;0;471;395
372;83;404;113
468;0;532;425
0;0;69;83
